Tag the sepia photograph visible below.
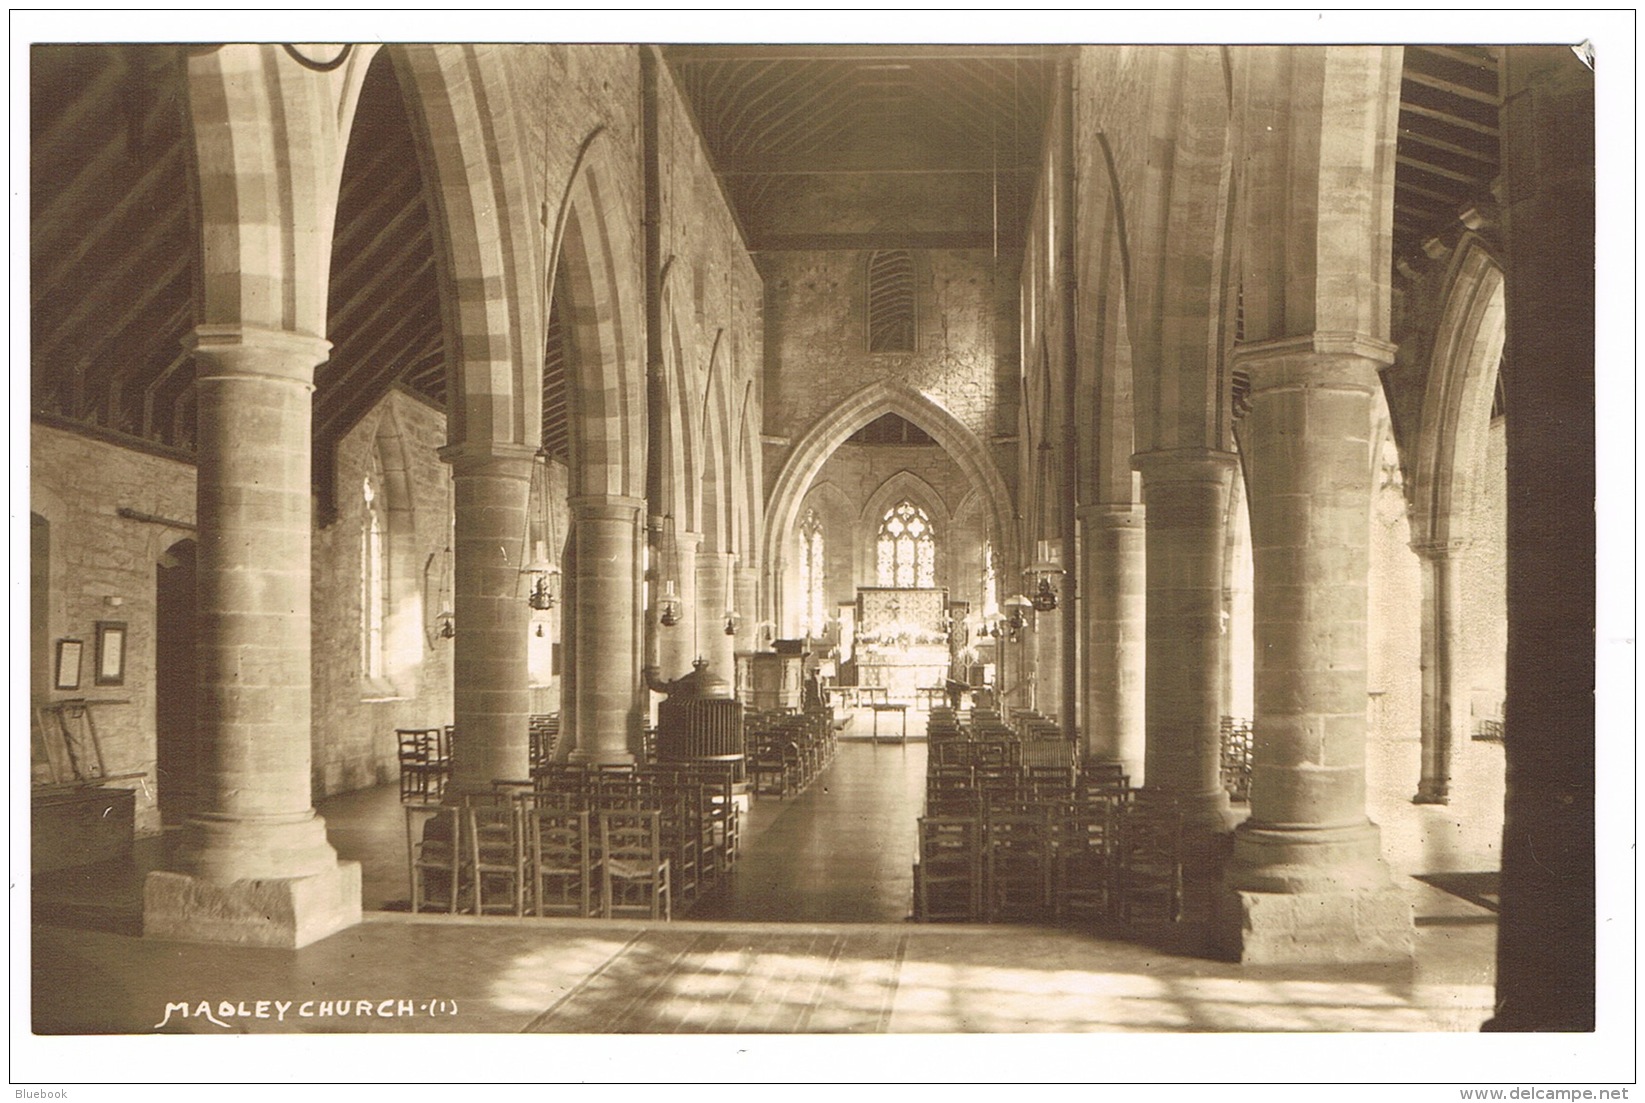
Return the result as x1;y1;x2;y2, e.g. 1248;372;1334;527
11;8;1632;1092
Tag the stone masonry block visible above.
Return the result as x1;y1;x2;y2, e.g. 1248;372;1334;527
144;862;361;949
1217;885;1414;964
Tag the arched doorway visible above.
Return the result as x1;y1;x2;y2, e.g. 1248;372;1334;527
154;539;198;825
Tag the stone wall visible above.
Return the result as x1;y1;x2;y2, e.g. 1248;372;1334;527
759;248;1020;505
31;422;198;836
1368;423;1424;743
656;58;765;559
1459;420;1507;723
311;388;455;797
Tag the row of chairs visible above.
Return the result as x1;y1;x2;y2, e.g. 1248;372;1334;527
528;762;740;910
746;709;835;798
927;707;1078;772
399;715;568;806
914;759;1141;923
406;798;672;920
915;801;1194;925
1219;715;1254;802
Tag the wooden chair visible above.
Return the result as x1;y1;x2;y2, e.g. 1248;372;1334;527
1116;802;1184;924
984;809;1055;921
915;815;982;922
405;802;461;914
655;790;700;906
465;801;526;916
600;809;672;920
1054;801;1117;921
396;729;428;802
749;744;790;798
527;806;598;917
425;727;453;802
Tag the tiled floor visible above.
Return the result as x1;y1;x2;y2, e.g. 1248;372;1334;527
29;709;1505;1036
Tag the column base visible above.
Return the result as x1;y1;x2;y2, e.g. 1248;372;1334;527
144;861;362;949
1137;786;1240;831
1412;781;1451;805
1217;820;1414;963
1216;884;1415;964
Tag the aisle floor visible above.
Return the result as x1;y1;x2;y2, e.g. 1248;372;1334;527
30;709;1503;1036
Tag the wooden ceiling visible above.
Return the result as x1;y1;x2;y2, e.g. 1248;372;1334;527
1393;45;1501;262
29;43;1503;486
665;45;1056;251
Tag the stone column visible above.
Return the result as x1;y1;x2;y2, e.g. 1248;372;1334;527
1132;448;1237;827
657;530;701;680
567;495;644;765
733;564;760;653
1487;45;1594;1032
733;563;760;701
1079;502;1147;783
144;325;360;949
696;550;737;682
442;441;536;796
1220;338;1413;963
1413;538;1468;804
1032;587;1061;718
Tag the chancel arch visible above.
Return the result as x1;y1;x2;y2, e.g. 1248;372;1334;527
764;381;1018;627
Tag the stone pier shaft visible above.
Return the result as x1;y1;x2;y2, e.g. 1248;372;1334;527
144;326;360;949
1220;339;1413;963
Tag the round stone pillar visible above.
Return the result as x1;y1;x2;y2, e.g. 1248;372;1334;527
1413;538;1469;804
1132;448;1238;828
144;325;360;949
443;441;536;795
658;530;702;680
733;564;761;653
1220;338;1413;964
1032;582;1062;719
696;550;738;682
567;495;644;765
1079;502;1147;782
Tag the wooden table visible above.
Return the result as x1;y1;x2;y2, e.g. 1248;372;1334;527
835;685;890;709
870;702;909;744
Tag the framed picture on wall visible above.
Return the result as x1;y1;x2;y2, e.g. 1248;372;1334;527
94;621;126;686
54;639;83;691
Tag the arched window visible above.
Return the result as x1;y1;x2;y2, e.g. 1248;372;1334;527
867;250;916;353
361;473;386;681
797;508;826;637
877;500;936;588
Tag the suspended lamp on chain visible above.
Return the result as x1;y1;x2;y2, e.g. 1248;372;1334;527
522;449;561;613
658;512;682;627
1026;436;1063;612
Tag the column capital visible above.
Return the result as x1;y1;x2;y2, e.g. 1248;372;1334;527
1131;447;1239;481
1410;537;1471;560
188;324;331;384
569;493;646;523
1076;501;1145;528
1232;331;1398;369
438;440;539;476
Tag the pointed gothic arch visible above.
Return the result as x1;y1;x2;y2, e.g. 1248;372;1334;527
764;382;1016;625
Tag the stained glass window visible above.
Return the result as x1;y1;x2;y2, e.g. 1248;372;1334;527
877;500;936;587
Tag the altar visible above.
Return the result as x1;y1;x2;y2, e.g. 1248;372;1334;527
851;587;949;702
